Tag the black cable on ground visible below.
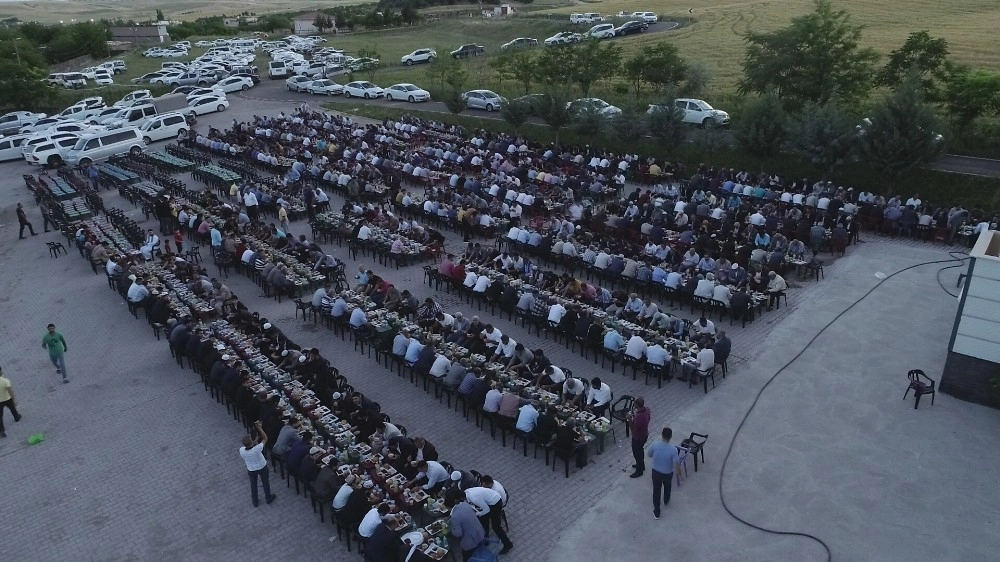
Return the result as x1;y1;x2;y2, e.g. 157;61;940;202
718;253;969;562
935;250;971;298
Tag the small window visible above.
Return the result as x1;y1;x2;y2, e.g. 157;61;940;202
165;116;183;126
85;138;101;150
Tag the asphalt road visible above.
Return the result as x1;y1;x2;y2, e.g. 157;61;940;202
236;75;1000;179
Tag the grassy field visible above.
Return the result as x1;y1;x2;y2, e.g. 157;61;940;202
0;0;350;23
528;0;1000;94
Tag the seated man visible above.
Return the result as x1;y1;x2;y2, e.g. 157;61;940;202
561;377;586;407
585;377;612;418
550;418;588;468
534;365;566;393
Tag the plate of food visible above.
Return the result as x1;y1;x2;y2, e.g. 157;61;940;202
425;519;448;535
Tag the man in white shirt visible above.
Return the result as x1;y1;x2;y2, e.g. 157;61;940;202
473;274;491;293
429;353;451;378
547;302;567;326
127;278;150;304
357;222;372;240
561;377;586;406
483;386;503;412
359;504;389;538
646;339;668;367
407;460;450;493
465;486;514;552
586;377;612;417
624;333;647;361
238;421;276;507
332;474;355;511
491;335;517;363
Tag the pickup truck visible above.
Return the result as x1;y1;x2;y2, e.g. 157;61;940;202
0;111;47;135
451;44;485;59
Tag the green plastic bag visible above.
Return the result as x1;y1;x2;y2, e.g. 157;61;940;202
27;433;44;445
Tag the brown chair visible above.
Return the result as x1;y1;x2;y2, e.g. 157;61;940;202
903;369;935;409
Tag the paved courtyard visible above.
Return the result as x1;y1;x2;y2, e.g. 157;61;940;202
1;98;998;562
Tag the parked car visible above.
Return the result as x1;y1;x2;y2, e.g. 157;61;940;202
86;107;124;125
138;113;188;144
346;57;380;72
132;71;168;84
285;75;314;92
451;44;485;59
21;131;80;158
19;118;72;134
500;37;538;51
0;133;31;162
615;20;649;36
0;111;47;135
306;79;345;96
64;127;146;167
587;23;617;39
171;86;201;96
25;136;80;167
462;90;505;111
631;11;659;23
570;13;598;24
94;73;115;86
167;72;217;88
215;76;255;93
114;90;152;108
230;67;261;85
184;88;224;101
401;48;437;65
567;97;622;117
544;32;583;46
297;61;329;78
186;94;230;116
650;98;730;127
512;94;547;116
268;60;290;79
385;83;430;103
61;73;87;89
343;81;384;99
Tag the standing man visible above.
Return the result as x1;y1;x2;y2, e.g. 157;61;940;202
239;420;277;507
0;367;23;438
16;203;38;239
39;200;55;233
648;427;681;520
87;162;100;189
444;490;486;561
41;323;68;383
465;485;514;554
628;397;651;478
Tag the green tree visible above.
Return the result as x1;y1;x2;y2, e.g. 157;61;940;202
691;127;725;166
646;94;687;152
858;72;944;191
942;66;1000;131
156;9;165;21
0;61;56;112
680;61;711;98
570;105;604;138
504;51;537;95
569;40;622;97
400;2;419;25
313;14;332;33
535;92;572;146
0;38;48;69
734;91;788;158
607;104;647;144
442;87;466;115
356;47;381;81
878;31;950;99
785;101;857;175
427;51;466;92
499;98;532;135
739;0;878;108
259;14;292;33
534;46;575;97
637;42;687;94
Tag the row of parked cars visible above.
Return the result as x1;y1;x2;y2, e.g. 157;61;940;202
570;11;659;24
284;76;431;102
0;84;241;166
46;60;126;89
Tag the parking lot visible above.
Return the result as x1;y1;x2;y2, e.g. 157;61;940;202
3;71;1000;562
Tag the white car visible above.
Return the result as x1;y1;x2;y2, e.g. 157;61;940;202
19;118;73;134
587;23;617;39
21;131;80;157
567;97;622;117
285;75;313;92
343;81;384;99
631;11;658;23
307;79;344;95
0;134;31;162
544;32;583;46
195;40;213;47
462;90;505;111
187;94;230;116
86;107;123;125
25;136;80;167
401;48;437;65
665;98;730;127
385;83;430;103
215;76;255;93
500;37;538;51
184;87;224;101
114;90;152;108
94;73;115;86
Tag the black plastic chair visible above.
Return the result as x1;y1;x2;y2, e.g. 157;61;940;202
680;433;708;471
903;369;935;409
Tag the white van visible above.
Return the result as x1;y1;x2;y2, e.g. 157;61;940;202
0;134;30;162
64;127;145;167
268;60;289;79
138;112;188;144
108;104;158;129
62;72;87;89
570;13;596;24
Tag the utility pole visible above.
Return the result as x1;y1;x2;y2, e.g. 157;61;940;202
13;37;21;65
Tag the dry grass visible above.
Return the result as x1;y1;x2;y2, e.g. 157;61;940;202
0;0;356;23
531;0;1000;93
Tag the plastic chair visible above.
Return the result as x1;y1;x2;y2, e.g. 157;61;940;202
680;433;708;471
675;446;691;486
903;369;935;409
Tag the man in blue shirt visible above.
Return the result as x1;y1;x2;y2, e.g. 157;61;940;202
603;328;625;352
648;427;681;519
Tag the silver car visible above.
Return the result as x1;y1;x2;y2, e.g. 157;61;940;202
462;90;506;112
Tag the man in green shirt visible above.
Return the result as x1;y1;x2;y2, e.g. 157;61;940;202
41;323;69;383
